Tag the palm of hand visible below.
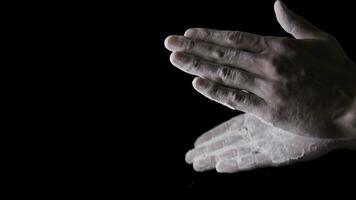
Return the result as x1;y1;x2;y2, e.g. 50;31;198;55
186;114;337;173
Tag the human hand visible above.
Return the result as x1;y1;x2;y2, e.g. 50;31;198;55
185;114;355;173
164;0;356;139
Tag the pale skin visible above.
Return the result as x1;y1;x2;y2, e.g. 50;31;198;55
165;0;356;173
185;114;356;173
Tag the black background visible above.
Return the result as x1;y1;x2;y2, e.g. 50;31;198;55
30;0;356;194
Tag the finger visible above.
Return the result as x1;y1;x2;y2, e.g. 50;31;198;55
192;156;216;172
215;159;239;173
216;153;272;173
184;28;266;52
185;140;222;164
186;134;244;164
238;153;273;171
192;77;266;115
215;149;238;161
185;147;207;164
274;0;328;39
216;146;253;161
165;36;261;72
170;52;267;96
194;114;245;147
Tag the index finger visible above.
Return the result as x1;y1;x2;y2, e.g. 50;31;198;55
184;28;266;52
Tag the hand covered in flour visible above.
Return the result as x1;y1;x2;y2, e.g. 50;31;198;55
164;0;356;139
185;114;356;173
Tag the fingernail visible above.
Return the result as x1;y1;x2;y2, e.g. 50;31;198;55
184;28;197;37
193;77;207;88
171;52;190;65
165;36;185;51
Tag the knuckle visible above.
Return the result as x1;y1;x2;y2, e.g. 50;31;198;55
237;51;255;65
234;70;251;85
237;94;253;109
186;39;195;50
198;28;210;37
230;91;262;111
219;66;233;81
241;95;250;106
228;31;243;43
231;91;244;103
191;58;200;69
200;28;210;37
230;50;243;62
207;84;220;97
213;47;228;59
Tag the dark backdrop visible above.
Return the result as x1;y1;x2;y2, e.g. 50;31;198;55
56;0;356;193
13;0;356;196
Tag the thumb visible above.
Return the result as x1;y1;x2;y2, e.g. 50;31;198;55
274;0;327;39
